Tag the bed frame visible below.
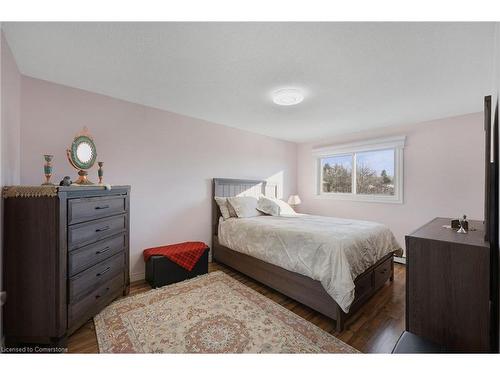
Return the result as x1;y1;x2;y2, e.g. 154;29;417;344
211;178;395;332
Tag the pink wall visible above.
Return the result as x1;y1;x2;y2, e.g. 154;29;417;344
1;31;21;186
20;76;297;280
297;113;485;251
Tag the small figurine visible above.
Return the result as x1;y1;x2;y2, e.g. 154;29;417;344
59;176;72;186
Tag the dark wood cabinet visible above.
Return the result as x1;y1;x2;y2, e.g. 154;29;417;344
405;217;491;352
2;185;130;347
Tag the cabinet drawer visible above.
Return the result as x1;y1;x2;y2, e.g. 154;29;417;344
68;195;126;225
69;252;125;302
68;272;124;329
68;215;126;250
69;234;126;276
374;257;392;290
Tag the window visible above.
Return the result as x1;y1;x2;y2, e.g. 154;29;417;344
321;154;353;193
315;136;405;203
356;149;395;196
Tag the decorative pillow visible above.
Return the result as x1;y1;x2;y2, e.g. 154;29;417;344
227;196;263;218
257;196;296;216
226;199;238;217
257;196;280;216
215;197;236;220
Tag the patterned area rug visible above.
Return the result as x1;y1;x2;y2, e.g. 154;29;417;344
94;271;358;353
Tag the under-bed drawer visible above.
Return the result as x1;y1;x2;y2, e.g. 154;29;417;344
68;214;126;250
68;195;126;225
374;257;392;290
354;271;374;301
69;252;125;303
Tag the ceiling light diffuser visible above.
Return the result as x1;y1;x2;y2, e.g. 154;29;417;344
272;88;305;106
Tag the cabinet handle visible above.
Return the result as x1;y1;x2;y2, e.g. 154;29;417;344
96;267;111;277
95;287;110;299
95;205;110;210
95;226;110;232
96;246;111;255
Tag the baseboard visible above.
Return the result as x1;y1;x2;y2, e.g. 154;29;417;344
130;272;145;282
394;256;406;265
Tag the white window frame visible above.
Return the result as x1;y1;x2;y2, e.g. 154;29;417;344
313;136;406;204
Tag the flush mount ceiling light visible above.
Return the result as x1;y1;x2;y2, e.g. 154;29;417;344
272;88;305;106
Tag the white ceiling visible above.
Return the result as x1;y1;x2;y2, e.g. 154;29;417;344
2;22;496;143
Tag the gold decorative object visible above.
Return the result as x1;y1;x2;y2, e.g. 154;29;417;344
67;127;97;185
42;154;54;185
3;185;58;198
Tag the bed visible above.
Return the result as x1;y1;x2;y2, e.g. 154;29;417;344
211;178;402;332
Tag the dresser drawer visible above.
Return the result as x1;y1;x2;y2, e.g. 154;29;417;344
68;234;126;276
69;252;125;302
374;257;392;290
68;214;126;250
68;195;126;225
68;272;124;330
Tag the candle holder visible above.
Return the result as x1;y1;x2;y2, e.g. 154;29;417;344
42;154;54;185
98;161;104;184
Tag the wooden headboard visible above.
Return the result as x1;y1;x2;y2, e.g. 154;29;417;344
212;178;278;236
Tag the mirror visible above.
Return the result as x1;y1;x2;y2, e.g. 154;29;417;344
67;128;97;185
76;142;93;164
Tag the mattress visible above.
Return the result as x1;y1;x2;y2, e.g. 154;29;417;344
218;214;402;313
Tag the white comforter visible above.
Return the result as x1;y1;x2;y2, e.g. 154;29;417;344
218;214;402;313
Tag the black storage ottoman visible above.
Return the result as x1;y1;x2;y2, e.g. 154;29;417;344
145;247;209;288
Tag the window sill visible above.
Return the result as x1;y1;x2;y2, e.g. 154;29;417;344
314;193;403;204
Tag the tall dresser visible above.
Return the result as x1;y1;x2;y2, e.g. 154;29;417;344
3;185;130;347
405;217;491;353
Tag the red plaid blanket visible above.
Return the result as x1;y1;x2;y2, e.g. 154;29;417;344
143;241;208;271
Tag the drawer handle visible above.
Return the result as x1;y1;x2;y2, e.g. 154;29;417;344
95;205;110;210
95;287;110;299
95;226;110;232
96;267;111;277
96;246;111;255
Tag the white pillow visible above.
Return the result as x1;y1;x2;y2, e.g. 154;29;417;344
256;196;280;216
227;196;263;218
215;197;237;220
257;196;296;216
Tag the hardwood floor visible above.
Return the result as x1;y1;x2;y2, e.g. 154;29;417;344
68;262;405;353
